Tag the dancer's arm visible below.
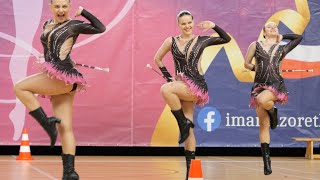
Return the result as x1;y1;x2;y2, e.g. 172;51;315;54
197;21;231;45
281;34;303;55
244;41;257;71
154;37;173;82
73;6;106;34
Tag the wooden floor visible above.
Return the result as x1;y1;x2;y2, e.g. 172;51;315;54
0;155;319;180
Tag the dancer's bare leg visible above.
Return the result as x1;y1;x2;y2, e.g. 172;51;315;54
256;106;270;143
256;90;276;111
160;81;197;110
51;92;76;154
14;73;74;111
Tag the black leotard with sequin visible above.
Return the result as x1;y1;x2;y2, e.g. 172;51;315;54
171;25;231;106
40;9;105;91
250;34;302;107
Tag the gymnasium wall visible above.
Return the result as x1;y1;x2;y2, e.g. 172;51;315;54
1;0;319;147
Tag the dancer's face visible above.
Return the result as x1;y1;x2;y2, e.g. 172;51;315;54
178;15;194;36
50;0;71;23
263;22;279;38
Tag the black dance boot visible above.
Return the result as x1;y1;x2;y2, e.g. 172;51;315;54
185;150;195;180
62;154;79;180
267;107;278;130
261;143;272;175
171;109;195;144
29;107;61;147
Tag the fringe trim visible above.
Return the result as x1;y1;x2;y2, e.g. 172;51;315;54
37;62;87;98
176;73;209;106
249;85;288;108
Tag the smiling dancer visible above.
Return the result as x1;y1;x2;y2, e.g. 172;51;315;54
154;10;230;179
244;21;302;175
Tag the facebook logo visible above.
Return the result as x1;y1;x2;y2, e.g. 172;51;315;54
197;107;221;132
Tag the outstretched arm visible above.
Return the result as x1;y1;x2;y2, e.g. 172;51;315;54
197;21;231;45
73;6;106;34
282;34;303;55
154;37;173;82
244;41;257;71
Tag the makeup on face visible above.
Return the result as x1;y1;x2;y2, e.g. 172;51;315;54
178;15;194;35
50;0;71;23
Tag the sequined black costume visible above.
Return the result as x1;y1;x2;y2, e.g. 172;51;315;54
40;9;105;92
250;34;302;107
171;25;231;105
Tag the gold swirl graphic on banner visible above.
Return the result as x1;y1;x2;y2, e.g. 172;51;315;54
151;0;310;146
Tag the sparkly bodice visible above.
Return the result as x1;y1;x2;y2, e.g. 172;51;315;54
40;9;105;66
254;42;285;83
171;25;231;81
254;34;303;83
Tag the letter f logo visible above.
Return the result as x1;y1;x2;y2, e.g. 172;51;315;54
204;111;215;131
197;107;221;132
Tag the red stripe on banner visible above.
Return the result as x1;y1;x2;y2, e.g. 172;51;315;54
282;59;320;79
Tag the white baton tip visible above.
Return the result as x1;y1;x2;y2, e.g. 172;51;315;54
146;64;152;69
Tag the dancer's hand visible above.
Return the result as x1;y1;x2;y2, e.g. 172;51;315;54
75;6;84;17
197;21;215;32
71;60;76;66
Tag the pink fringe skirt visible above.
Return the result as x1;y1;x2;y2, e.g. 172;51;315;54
40;62;87;93
249;83;288;108
176;73;209;106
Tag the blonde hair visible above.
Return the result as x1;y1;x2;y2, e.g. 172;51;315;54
50;0;70;3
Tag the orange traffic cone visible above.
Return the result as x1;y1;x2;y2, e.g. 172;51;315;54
16;128;33;160
188;159;203;180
